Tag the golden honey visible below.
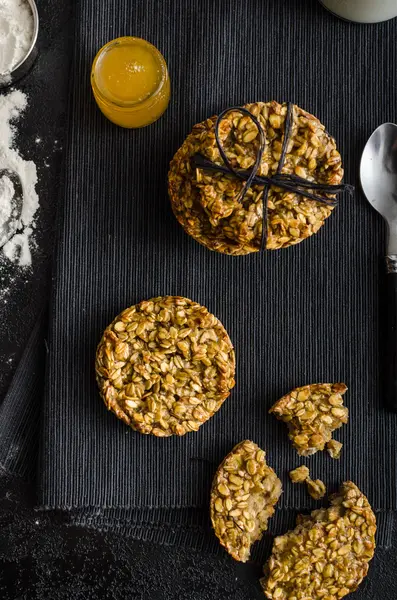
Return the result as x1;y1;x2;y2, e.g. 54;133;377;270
91;37;170;128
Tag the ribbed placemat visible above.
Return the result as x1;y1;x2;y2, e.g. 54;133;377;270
0;310;46;480
1;0;397;552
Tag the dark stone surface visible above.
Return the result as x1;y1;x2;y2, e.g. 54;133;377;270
0;474;396;600
0;1;397;599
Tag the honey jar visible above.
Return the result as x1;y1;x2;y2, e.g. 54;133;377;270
91;37;170;128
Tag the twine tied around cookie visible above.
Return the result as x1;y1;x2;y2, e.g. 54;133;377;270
192;103;354;250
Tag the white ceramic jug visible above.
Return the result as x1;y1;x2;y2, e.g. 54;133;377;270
319;0;397;23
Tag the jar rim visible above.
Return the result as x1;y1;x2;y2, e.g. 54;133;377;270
91;36;168;111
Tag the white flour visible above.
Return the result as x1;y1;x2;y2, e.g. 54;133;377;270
0;174;14;225
0;0;34;79
3;227;32;264
0;89;39;267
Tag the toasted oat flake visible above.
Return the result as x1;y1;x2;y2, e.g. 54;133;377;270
327;439;343;459
289;465;310;483
306;478;326;500
261;481;376;599
269;383;348;456
210;440;282;562
168;101;344;255
95;296;235;436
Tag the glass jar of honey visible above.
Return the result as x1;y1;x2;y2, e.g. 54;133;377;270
91;37;170;128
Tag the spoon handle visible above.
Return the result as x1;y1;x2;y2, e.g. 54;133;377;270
385;256;397;412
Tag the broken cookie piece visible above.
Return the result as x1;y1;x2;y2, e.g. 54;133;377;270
210;440;282;562
269;383;348;456
261;481;376;599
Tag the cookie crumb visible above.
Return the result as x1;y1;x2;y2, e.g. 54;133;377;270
289;465;310;483
307;478;326;500
327;439;343;459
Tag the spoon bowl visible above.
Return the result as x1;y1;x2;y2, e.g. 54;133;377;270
0;169;23;248
360;123;397;254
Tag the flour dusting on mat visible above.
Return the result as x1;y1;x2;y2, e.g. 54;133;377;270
0;89;39;267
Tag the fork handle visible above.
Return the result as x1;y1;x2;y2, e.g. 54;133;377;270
385;256;397;412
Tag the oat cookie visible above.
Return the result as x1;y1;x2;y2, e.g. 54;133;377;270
270;383;348;456
261;481;376;599
95;296;235;436
210;440;282;562
168;101;344;255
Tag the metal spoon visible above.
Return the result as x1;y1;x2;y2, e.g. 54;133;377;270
360;123;397;412
0;169;23;248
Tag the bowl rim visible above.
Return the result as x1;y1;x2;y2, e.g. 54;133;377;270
11;0;39;73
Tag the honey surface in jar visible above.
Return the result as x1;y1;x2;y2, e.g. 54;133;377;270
91;37;170;128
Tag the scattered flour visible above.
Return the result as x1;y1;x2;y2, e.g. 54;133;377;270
0;89;39;267
3;227;32;265
0;0;34;80
0;174;14;225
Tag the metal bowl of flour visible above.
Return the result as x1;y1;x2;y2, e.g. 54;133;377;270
0;0;39;89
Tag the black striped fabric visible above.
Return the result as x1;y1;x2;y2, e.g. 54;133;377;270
0;310;46;480
2;0;397;552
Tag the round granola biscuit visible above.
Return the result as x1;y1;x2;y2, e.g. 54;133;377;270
168;101;344;255
261;481;376;600
95;296;235;437
210;440;282;562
